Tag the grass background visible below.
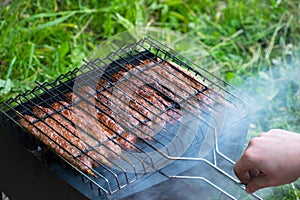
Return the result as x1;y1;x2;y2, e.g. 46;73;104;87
1;0;300;199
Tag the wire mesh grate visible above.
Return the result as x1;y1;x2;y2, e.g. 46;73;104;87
0;36;260;199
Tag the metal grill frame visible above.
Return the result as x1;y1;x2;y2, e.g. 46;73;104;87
0;36;261;200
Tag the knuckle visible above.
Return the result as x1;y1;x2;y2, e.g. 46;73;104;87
243;149;253;160
243;146;260;163
248;137;259;147
248;138;255;146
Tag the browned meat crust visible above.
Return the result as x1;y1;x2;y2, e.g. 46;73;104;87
65;85;135;151
19;115;96;177
33;103;122;166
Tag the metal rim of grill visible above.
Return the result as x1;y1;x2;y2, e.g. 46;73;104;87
0;36;261;200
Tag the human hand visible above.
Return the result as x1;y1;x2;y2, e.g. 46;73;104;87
234;129;300;194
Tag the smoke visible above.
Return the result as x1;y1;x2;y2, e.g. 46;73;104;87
232;58;300;198
213;57;300;199
237;59;300;140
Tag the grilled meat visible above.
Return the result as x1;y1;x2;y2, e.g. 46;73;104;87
130;85;167;138
162;60;212;107
95;82;138;149
65;85;136;151
97;66;168;141
18;58;212;178
19;115;96;177
33;103;122;166
93;58;206;142
120;59;209;117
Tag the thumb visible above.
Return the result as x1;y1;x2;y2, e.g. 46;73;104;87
245;175;271;194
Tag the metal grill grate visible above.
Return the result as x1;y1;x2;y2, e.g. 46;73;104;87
0;36;261;199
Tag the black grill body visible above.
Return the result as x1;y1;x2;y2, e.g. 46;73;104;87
0;125;87;200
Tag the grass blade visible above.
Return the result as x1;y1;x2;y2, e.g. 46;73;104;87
22;9;98;22
6;56;16;79
35;11;76;30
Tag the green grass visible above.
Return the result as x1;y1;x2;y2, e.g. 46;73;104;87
1;0;300;199
1;0;300;102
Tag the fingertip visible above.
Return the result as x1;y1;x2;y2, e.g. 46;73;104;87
233;161;251;184
245;175;270;194
245;185;256;194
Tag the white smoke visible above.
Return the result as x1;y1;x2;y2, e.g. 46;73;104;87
238;58;300;140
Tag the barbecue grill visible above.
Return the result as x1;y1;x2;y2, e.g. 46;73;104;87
0;31;262;200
